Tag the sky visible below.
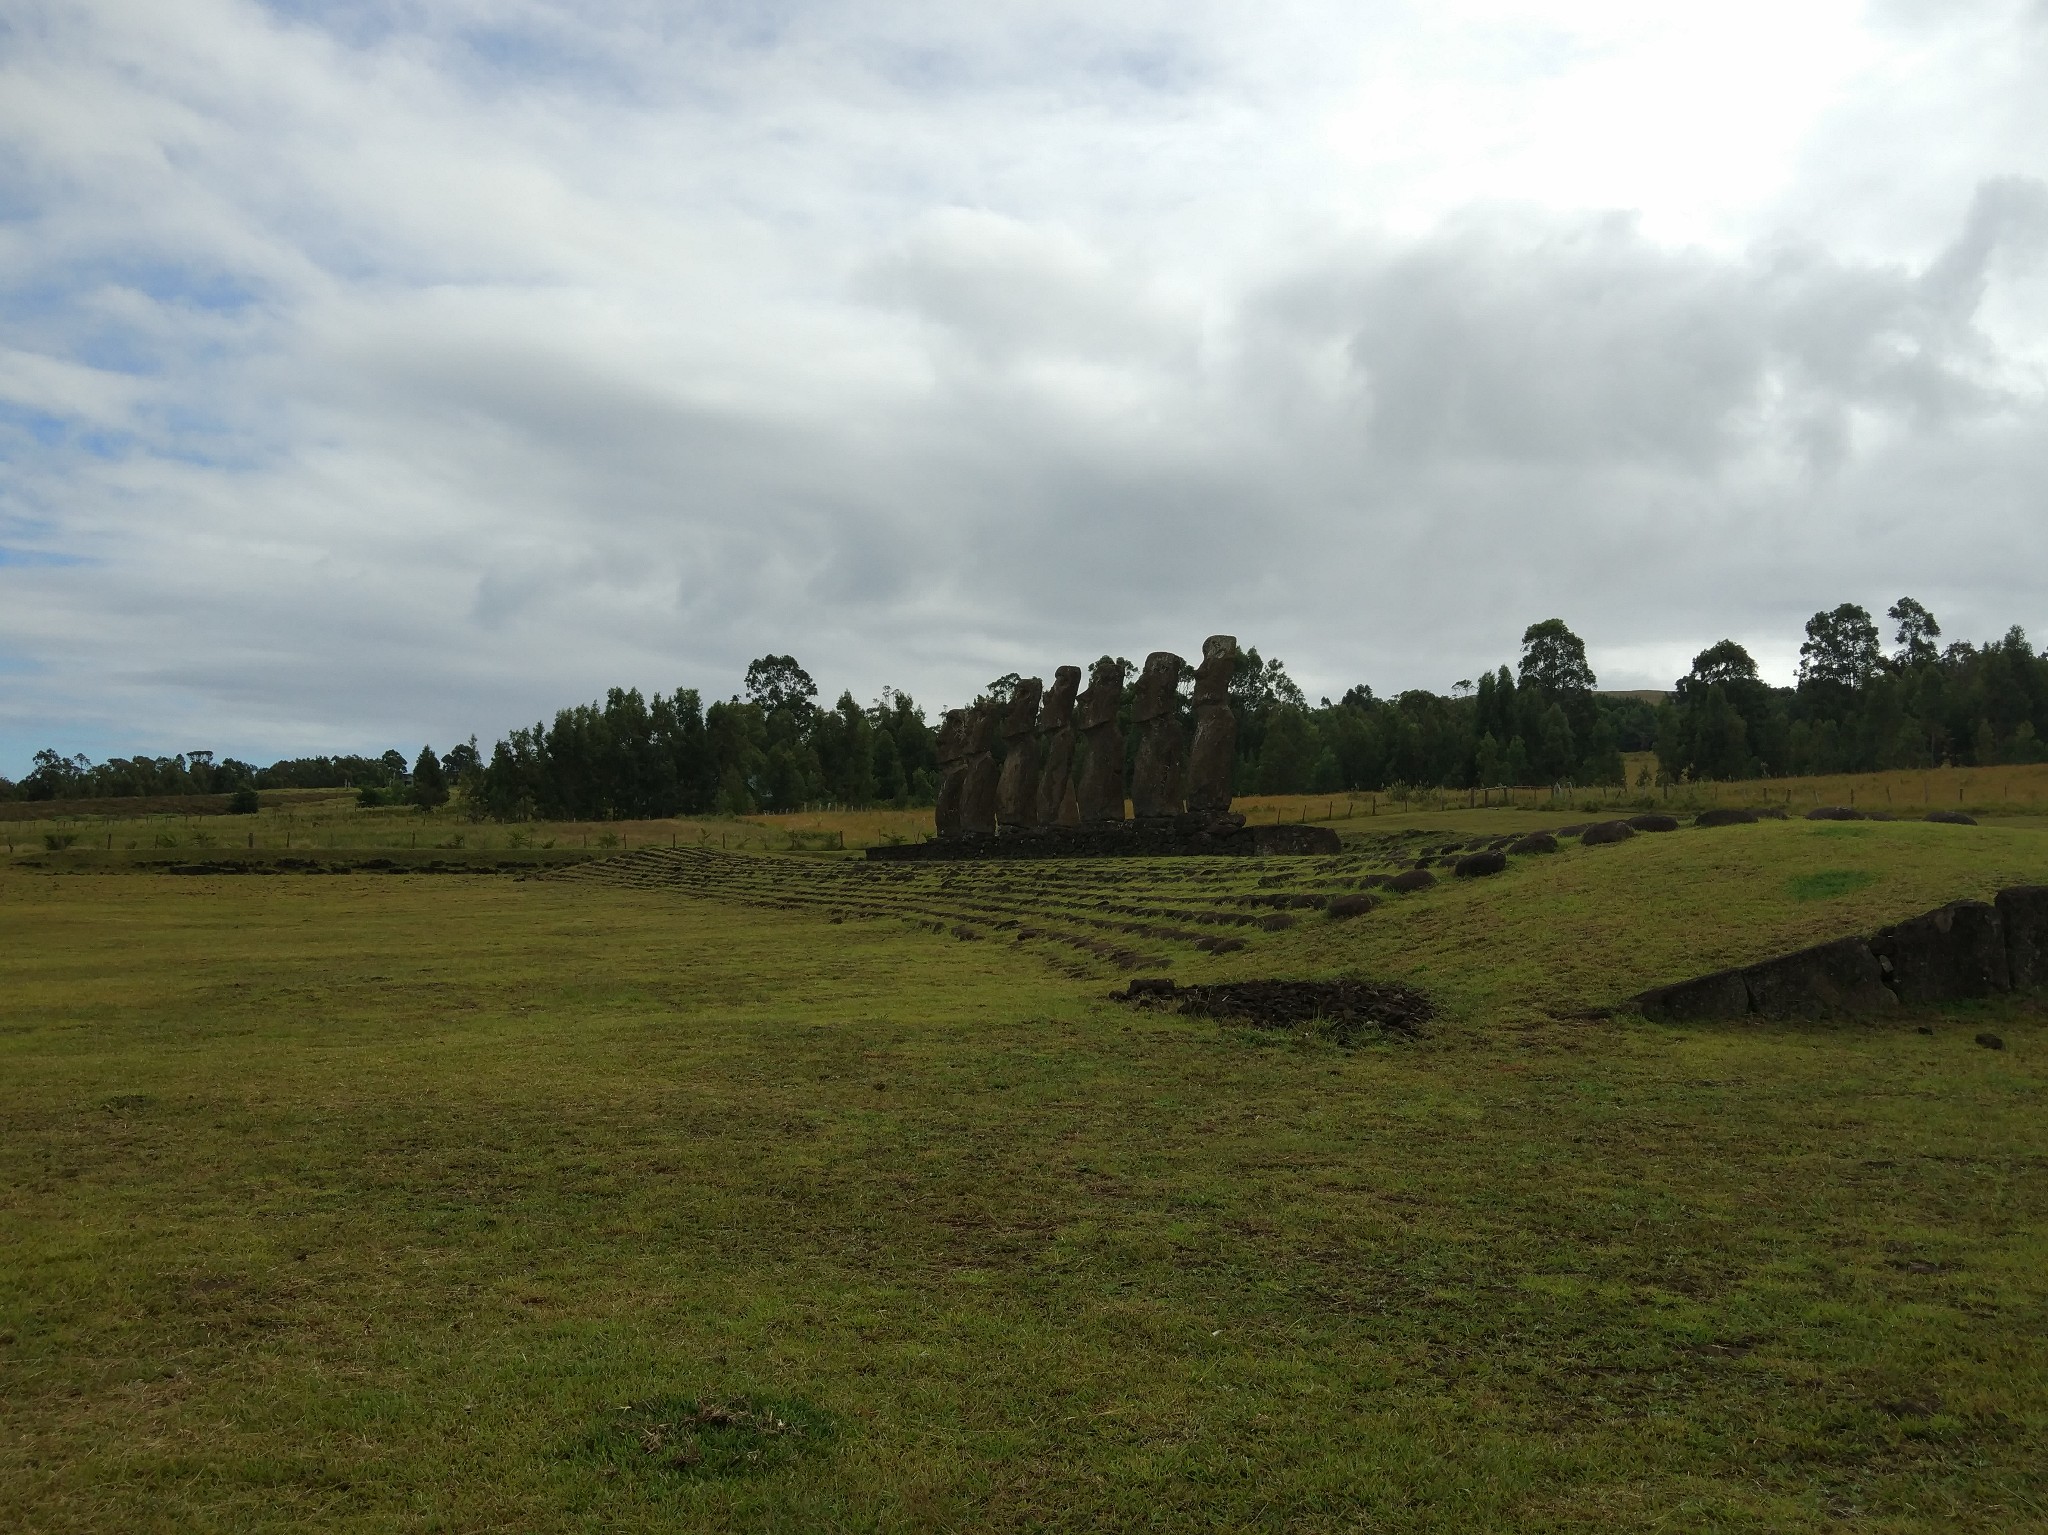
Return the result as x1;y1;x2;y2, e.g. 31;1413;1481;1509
2;0;2045;771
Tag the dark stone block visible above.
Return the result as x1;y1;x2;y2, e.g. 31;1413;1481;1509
1508;833;1558;854
1454;849;1508;877
933;708;969;839
1035;665;1082;826
1976;1032;2005;1050
1806;806;1863;821
1871;901;2009;1004
1326;893;1377;919
1580;821;1635;846
1996;886;2048;989
1744;937;1893;1016
958;705;999;839
1695;808;1759;828
1633;967;1751;1023
1387;868;1437;894
1925;810;1977;826
1628;814;1679;832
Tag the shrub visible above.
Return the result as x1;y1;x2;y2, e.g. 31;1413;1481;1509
227;788;260;815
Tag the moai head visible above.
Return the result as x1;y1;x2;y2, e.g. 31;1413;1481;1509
966;702;996;754
1002;678;1043;741
1131;651;1184;723
1038;665;1081;731
1193;635;1237;706
936;709;969;767
1080;656;1124;730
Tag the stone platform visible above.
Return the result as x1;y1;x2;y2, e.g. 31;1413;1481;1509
865;817;1341;861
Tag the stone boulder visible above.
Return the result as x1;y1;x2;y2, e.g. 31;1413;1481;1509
1744;937;1893;1016
1580;820;1635;846
1695;808;1759;828
1633;967;1751;1023
1508;832;1559;854
1454;849;1508;877
1925;810;1977;826
1806;806;1863;821
1326;893;1377;919
1387;868;1437;894
1871;900;2009;1004
1996;885;2048;990
1628;814;1679;832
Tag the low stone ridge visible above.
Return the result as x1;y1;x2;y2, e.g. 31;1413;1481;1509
1453;849;1507;878
1926;810;1978;826
1579;821;1635;846
1806;806;1862;821
1694;808;1759;828
867;820;1339;861
1628;814;1679;832
1110;976;1435;1040
1632;885;2047;1022
1386;868;1437;894
1508;832;1559;854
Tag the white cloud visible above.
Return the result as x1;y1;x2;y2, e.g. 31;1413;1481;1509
1;0;2045;766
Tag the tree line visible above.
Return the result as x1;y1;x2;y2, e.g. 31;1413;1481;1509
7;600;2043;812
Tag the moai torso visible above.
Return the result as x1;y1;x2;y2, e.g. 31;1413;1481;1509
995;678;1044;831
933;709;969;839
1035;665;1082;827
1186;634;1239;817
958;704;999;838
1130;651;1186;820
1076;657;1126;824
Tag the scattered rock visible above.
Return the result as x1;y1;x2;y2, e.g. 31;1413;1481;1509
1975;1032;2005;1051
1996;885;2048;988
1579;820;1635;846
1633;966;1751;1023
1121;977;1177;998
1694;807;1759;828
1454;849;1508;878
1744;937;1894;1017
1806;806;1863;821
1325;893;1377;920
1556;823;1591;837
1628;814;1679;832
1386;868;1437;894
1925;810;1977;826
1872;900;2009;1003
1508;832;1559;854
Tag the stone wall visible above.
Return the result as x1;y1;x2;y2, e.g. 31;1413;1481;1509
1631;885;2048;1021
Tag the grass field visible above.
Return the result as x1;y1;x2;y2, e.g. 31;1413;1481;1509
3;812;2046;1530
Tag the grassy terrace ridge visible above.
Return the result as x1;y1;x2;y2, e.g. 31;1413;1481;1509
2;816;2045;1530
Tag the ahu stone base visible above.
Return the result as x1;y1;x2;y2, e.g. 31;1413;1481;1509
866;817;1341;861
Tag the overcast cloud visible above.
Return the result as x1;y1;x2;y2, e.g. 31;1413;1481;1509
2;0;2045;767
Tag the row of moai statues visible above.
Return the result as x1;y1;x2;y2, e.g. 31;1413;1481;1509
933;635;1240;840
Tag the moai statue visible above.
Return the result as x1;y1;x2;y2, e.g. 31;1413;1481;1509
994;677;1044;832
1035;665;1082;828
1076;657;1126;824
933;708;969;839
958;702;999;839
1129;651;1186;820
1185;635;1239;818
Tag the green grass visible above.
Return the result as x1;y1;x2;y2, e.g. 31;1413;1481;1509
2;816;2046;1531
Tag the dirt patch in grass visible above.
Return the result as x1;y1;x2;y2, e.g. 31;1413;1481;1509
1112;977;1434;1041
